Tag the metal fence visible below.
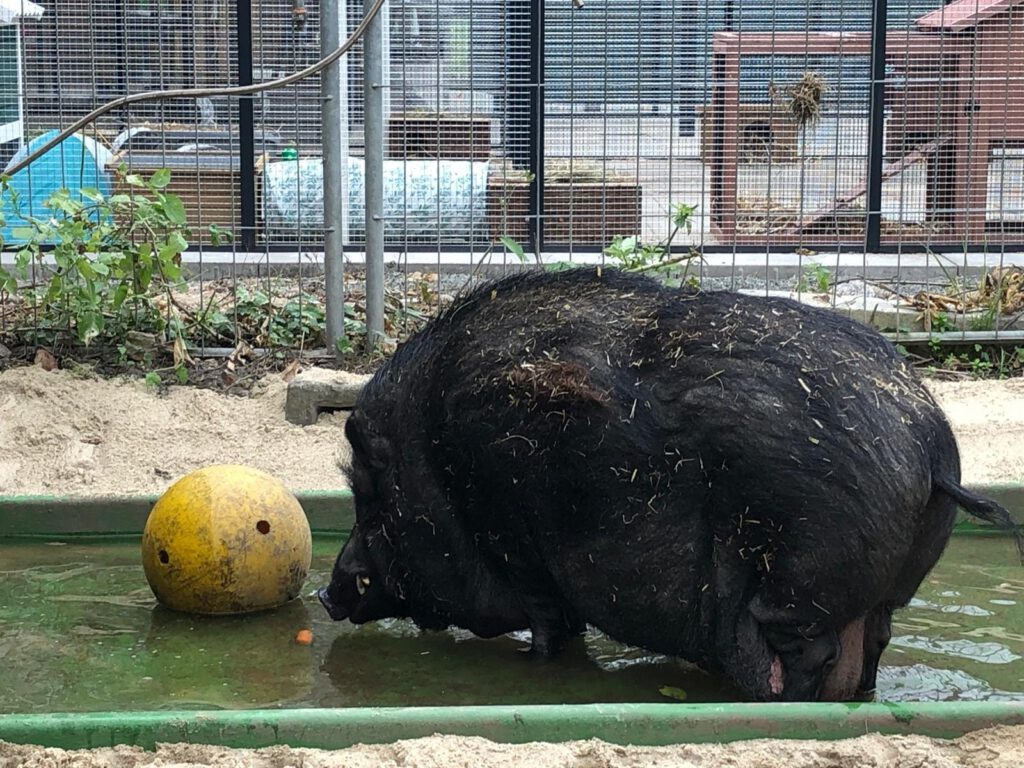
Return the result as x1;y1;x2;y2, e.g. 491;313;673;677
2;0;1024;353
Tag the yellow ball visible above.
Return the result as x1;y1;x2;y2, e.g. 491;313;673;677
141;465;313;615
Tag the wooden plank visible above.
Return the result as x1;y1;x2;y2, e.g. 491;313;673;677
786;137;951;235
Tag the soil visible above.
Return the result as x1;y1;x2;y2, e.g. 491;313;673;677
2;726;1024;767
0;365;1022;497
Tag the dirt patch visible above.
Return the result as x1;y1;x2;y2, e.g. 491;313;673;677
2;726;1024;767
0;366;1021;497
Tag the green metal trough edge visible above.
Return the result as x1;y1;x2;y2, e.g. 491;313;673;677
0;490;356;538
0;483;1021;539
1;702;1024;750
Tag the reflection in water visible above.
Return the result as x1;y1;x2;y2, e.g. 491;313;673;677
877;663;1022;702
889;635;1022;665
907;597;992;617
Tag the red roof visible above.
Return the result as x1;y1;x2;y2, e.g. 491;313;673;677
917;0;1024;31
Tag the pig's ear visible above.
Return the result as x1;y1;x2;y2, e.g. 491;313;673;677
345;410;392;471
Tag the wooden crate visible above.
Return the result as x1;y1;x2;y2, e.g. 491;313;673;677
698;103;799;164
487;167;642;246
108;151;266;244
387;113;492;160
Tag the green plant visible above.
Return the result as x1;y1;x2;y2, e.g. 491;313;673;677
934;343;1024;379
796;262;833;293
498;202;700;284
231;286;327;350
0;168;194;351
931;312;954;333
968;300;999;332
601;202;700;282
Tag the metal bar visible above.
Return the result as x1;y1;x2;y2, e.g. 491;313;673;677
865;0;888;253
528;0;545;254
321;0;349;355
364;0;386;349
236;0;257;252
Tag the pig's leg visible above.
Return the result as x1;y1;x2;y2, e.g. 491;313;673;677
506;565;585;658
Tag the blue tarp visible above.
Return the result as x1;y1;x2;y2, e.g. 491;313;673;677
1;130;113;244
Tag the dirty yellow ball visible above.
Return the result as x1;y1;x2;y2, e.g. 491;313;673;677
141;465;313;615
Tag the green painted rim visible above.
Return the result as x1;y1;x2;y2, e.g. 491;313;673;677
0;490;355;538
0;702;1023;750
0;483;1020;540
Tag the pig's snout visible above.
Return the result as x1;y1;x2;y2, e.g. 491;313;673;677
317;586;350;621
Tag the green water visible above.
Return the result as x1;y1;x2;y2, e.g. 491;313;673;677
0;536;1021;713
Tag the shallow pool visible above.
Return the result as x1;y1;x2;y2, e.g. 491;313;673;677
0;536;1020;713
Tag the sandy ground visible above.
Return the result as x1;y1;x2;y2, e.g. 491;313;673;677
2;726;1024;767
0;365;365;497
0;364;1022;497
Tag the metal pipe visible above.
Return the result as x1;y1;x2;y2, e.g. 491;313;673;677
528;0;545;255
237;0;256;251
322;0;349;356
364;0;386;349
865;0;888;252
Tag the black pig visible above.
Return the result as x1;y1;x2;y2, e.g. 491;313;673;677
319;267;1022;702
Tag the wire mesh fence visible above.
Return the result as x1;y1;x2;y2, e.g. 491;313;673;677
1;0;1024;363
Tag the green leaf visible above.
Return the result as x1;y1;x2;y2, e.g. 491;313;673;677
166;231;188;253
150;168;172;189
80;187;105;203
90;261;110;276
499;235;526;263
77;312;104;346
144;371;161;388
112;283;129;310
175;365;189;385
658;686;688;702
125;174;145;188
163;260;182;282
161;194;188;226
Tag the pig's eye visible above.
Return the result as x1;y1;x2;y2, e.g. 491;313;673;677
356;575;371;595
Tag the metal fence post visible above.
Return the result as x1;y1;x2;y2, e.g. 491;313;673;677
322;0;349;356
237;0;257;252
364;0;386;349
865;0;888;253
528;0;545;256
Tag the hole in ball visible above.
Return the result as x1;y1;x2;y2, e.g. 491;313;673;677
158;549;169;564
256;520;271;535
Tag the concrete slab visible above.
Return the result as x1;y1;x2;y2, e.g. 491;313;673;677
284;369;373;426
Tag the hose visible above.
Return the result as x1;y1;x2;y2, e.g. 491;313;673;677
4;0;388;177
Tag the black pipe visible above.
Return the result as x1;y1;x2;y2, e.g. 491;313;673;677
865;0;888;252
236;0;257;251
528;0;545;254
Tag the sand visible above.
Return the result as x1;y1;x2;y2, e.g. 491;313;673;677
2;726;1024;767
0;365;366;497
0;365;1022;497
